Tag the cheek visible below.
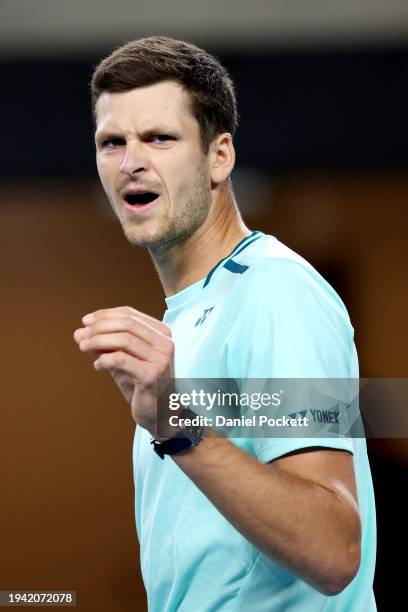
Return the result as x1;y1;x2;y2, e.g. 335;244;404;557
155;151;207;202
97;157;115;190
173;155;206;187
96;156;105;180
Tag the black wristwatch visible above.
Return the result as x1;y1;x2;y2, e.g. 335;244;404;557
151;408;204;459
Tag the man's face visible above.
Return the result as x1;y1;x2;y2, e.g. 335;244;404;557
95;81;212;249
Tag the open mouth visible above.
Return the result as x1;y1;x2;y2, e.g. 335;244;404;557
124;192;160;205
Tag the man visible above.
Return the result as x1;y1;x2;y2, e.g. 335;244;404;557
74;36;376;611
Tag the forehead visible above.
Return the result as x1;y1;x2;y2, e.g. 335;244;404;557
95;80;197;132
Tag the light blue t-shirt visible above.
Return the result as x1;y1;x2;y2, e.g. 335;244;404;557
133;231;377;611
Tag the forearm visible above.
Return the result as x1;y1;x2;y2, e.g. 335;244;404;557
172;436;361;595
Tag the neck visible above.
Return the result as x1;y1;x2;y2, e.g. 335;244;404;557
148;184;251;297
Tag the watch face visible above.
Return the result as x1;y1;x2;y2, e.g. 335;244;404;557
185;424;204;443
180;408;204;443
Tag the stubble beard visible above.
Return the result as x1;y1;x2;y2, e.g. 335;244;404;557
122;160;212;251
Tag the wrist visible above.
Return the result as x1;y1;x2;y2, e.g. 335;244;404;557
151;407;205;459
153;406;184;441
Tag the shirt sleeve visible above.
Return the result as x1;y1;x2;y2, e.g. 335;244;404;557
223;258;357;462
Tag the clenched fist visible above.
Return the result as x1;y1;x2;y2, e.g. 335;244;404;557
73;306;176;438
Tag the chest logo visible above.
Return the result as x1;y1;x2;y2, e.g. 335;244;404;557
195;307;215;327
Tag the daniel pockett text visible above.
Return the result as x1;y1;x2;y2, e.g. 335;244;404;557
169;413;309;428
167;389;309;429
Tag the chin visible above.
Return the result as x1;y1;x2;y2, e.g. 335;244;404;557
124;221;198;250
123;224;171;249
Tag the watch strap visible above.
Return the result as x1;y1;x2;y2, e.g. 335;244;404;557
151;435;195;459
151;408;204;459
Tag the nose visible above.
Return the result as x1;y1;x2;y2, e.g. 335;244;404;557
120;142;147;177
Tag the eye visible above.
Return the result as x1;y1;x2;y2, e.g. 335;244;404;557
101;137;124;149
147;135;176;144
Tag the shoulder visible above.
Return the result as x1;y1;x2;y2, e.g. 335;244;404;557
231;235;351;326
222;236;357;377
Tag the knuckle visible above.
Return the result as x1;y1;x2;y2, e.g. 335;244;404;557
162;336;175;356
121;306;135;316
162;323;172;337
167;337;175;354
161;336;175;361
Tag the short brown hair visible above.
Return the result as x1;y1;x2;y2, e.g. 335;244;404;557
91;35;238;153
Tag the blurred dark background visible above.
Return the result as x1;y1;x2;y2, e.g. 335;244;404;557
1;1;407;610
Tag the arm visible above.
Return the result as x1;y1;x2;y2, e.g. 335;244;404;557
73;306;361;596
172;438;361;596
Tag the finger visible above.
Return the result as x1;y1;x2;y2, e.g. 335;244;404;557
79;331;158;363
82;306;171;336
77;316;173;355
93;350;154;384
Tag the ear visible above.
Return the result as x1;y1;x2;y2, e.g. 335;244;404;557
209;133;236;187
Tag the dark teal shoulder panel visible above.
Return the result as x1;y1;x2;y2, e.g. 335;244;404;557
223;259;249;274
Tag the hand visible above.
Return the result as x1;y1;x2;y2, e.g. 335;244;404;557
73;306;175;436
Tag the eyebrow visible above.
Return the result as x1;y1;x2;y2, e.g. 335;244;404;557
95;126;181;143
94;129;121;144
